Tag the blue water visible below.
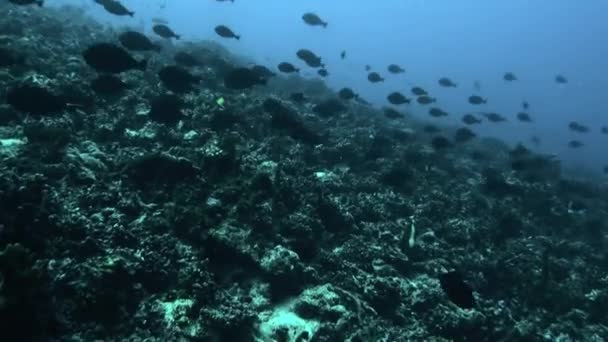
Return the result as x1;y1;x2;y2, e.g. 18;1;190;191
54;0;608;176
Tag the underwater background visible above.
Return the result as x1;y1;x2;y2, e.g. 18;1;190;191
1;0;608;341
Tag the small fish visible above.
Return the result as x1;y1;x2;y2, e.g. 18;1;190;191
338;87;357;100
83;43;146;73
568;121;589;133
148;94;184;125
516;112;532;122
384;108;404;119
601;126;608;135
340;50;346;59
158;65;202;93
411;87;428;96
90;74;129;96
483;112;506;122
438;77;457;87
174;51;202;67
296;49;324;68
119;31;161;52
8;0;43;6
387;64;405;74
555;74;568;84
568;140;583;148
6;84;65;115
431;136;453;150
503;72;517;81
468;95;487;105
251;65;276;78
215;25;240;40
454;127;476;143
429;107;448;117
416;96;436;105
302;12;328;27
367;72;384;83
462;114;481;125
522;101;529;110
153;24;180;39
317;69;329;77
278;62;299;73
224;67;267;89
387;92;410;105
95;0;133;17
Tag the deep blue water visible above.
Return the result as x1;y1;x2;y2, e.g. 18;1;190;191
54;0;608;176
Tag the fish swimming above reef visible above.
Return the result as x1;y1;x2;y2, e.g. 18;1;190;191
119;31;161;52
516;112;532;122
462;114;481;125
224;67;267;89
568;121;589;133
411;87;428;96
429;107;448;117
83;43;147;73
483;112;506;122
153;24;180;39
6;84;65;115
302;12;328;27
159;65;202;93
468;95;487;105
387;91;410;105
296;49;324;68
174;52;202;67
438;77;457;87
416;96;436;105
338;87;358;100
367;72;384;83
555;74;568;84
215;25;240;40
94;0;134;17
278;62;299;73
90;74;130;96
503;72;517;81
387;64;405;74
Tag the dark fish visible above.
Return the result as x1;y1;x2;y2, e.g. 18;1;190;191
317;69;329;77
8;0;42;6
454;127;476;143
439;271;475;309
313;98;347;117
417;96;436;105
153;24;180;39
483;112;506;122
411;87;427;96
148;94;184;125
387;92;410;105
296;49;324;68
6;84;65;115
568;140;583;148
96;0;133;17
251;65;276;78
462;114;481;125
429;107;448;117
90;74;129;95
158;65;202;93
215;25;240;40
302;12;327;27
387;64;405;74
278;62;299;73
568;121;589;133
365;65;371;71
367;72;384;83
340;50;346;59
0;47;25;67
224;67;267;89
601;126;608;134
83;43;147;73
438;77;457;87
431;136;452;150
384;108;404;119
555;74;568;84
174;51;202;67
522;101;529;110
119;31;161;52
468;95;487;105
503;72;517;81
603;166;608;174
290;92;306;103
516;112;532;122
338;87;357;100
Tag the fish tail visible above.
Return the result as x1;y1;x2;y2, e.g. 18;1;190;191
129;11;135;17
235;35;240;40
